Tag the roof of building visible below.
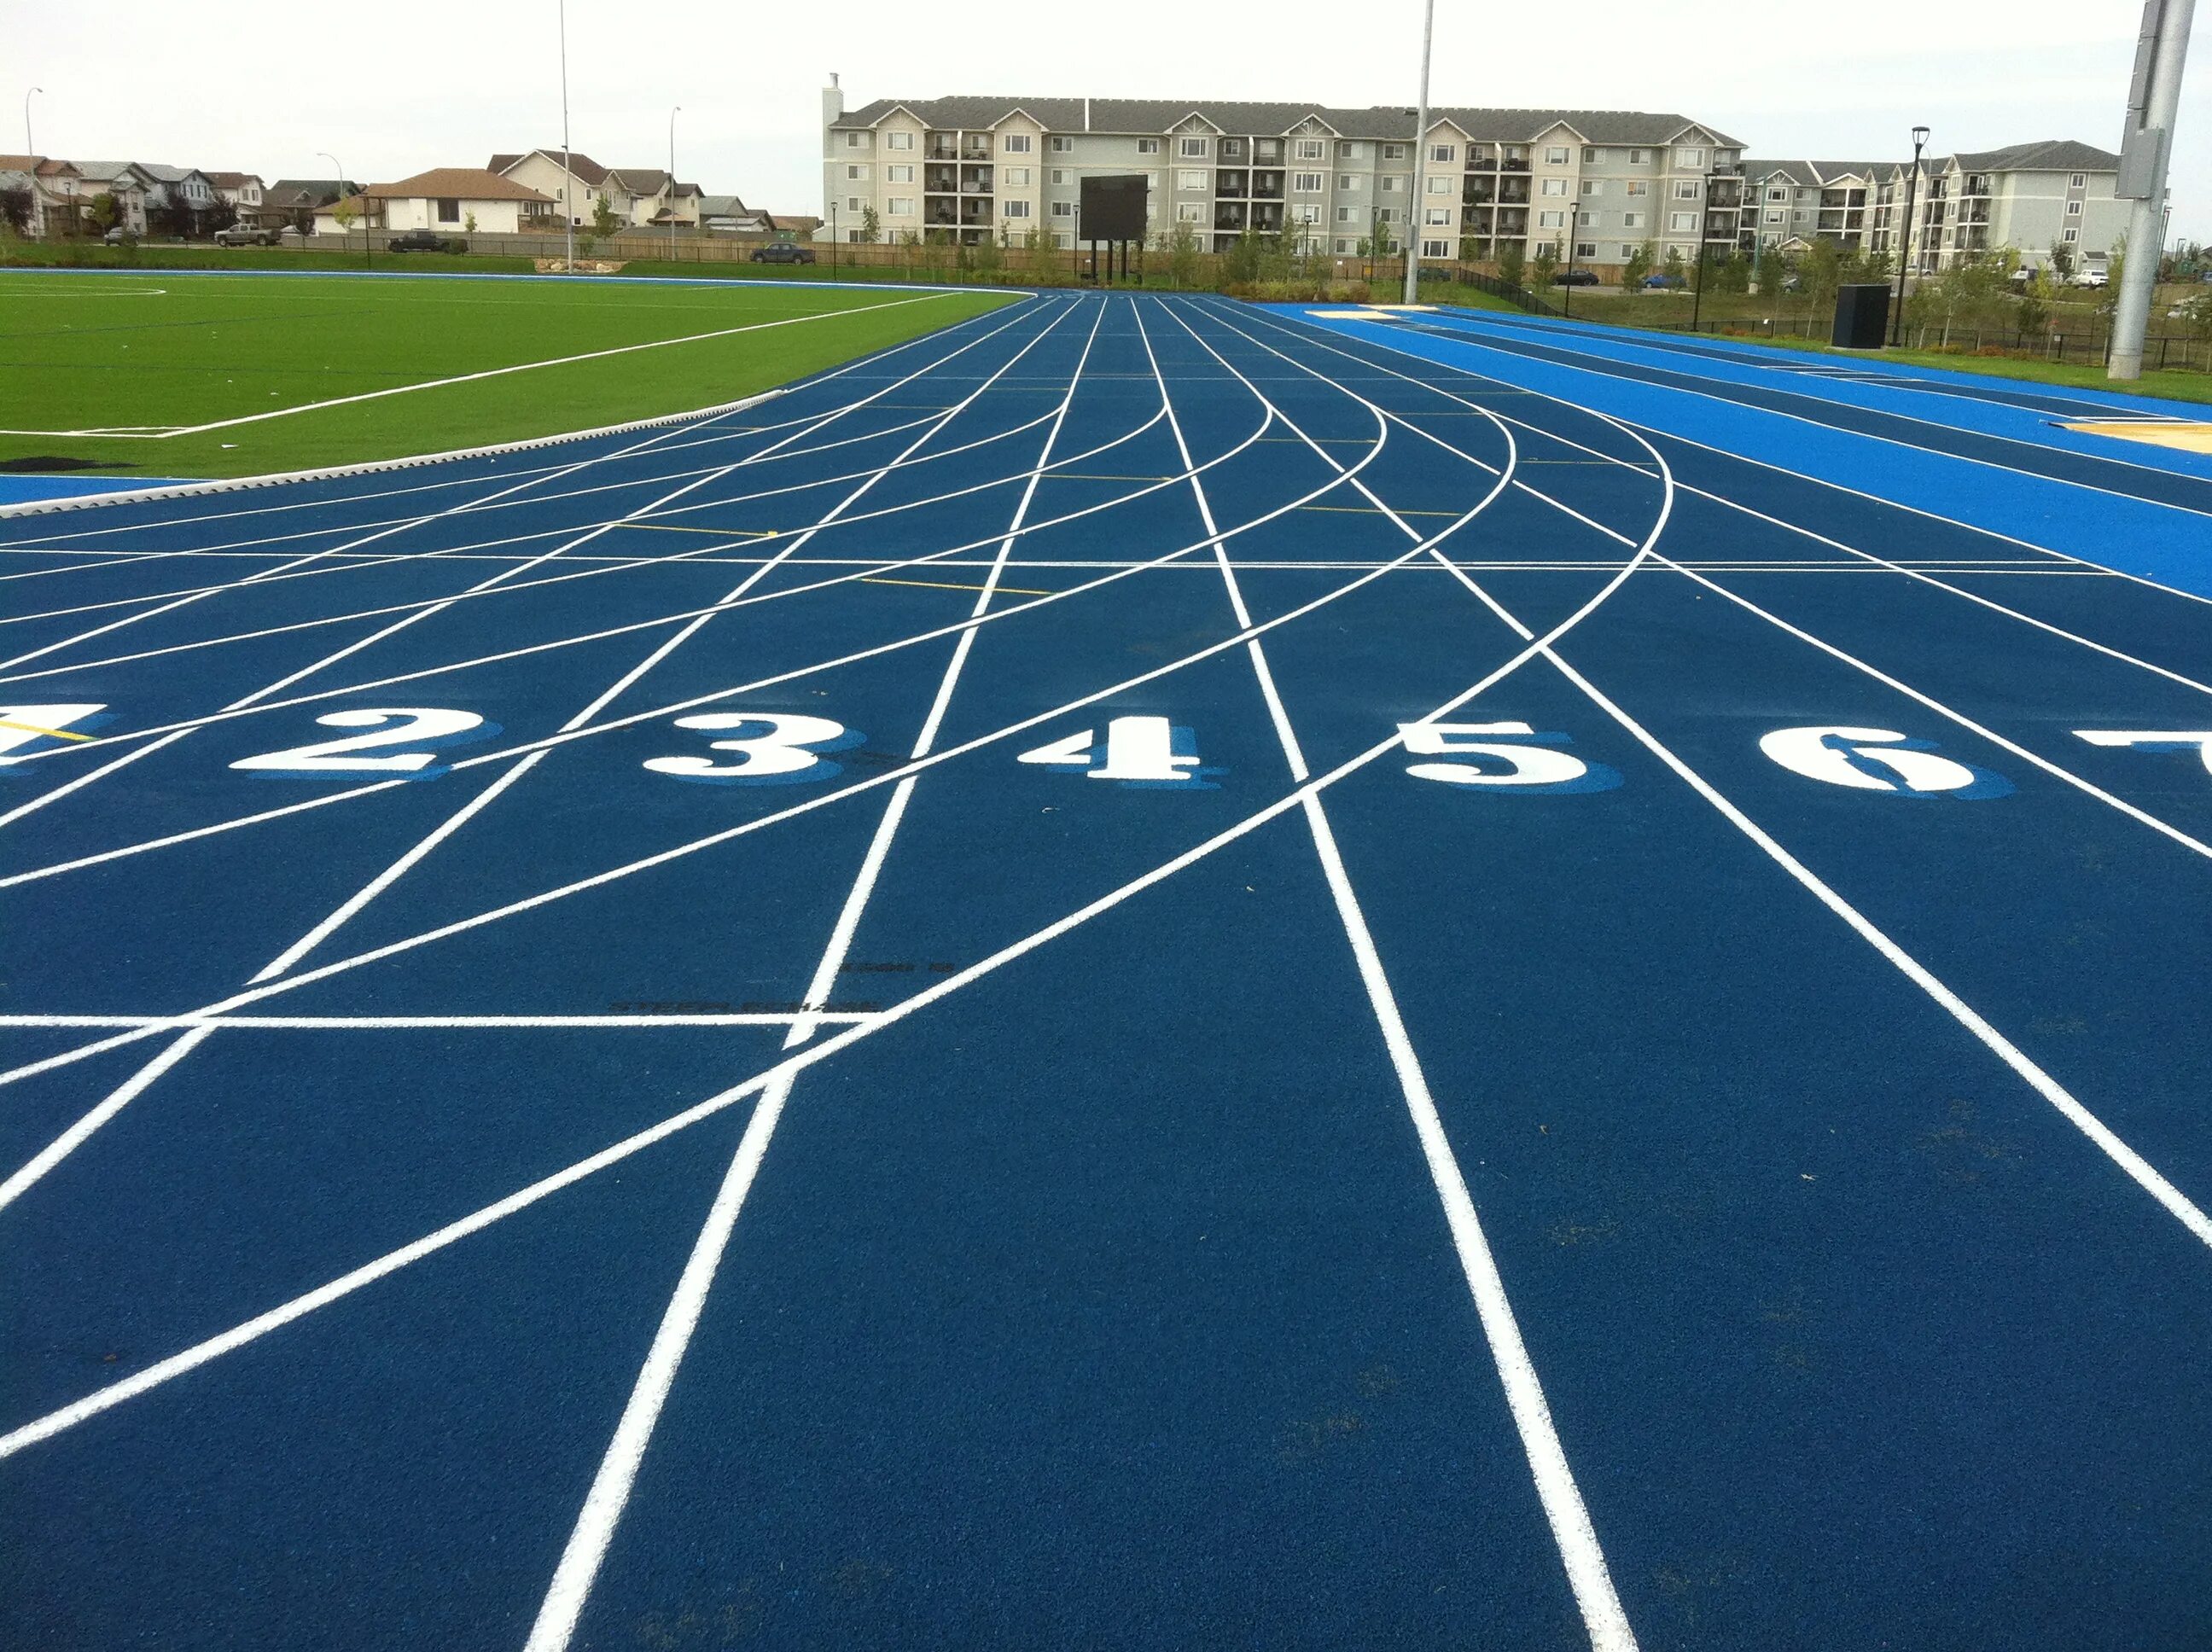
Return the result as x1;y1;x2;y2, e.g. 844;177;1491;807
69;161;153;185
699;192;751;215
1739;160;1889;187
600;167;701;197
1947;139;2118;173
767;212;822;233
356;168;554;203
831;95;1740;148
490;148;611;185
265;178;351;206
205;171;264;189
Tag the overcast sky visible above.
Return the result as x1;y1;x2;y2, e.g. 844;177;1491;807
13;0;2208;241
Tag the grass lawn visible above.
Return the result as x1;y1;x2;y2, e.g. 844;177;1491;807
0;271;1016;480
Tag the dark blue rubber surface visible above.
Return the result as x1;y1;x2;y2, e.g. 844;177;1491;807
4;291;2212;1652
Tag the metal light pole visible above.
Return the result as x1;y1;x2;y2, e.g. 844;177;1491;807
1888;125;1929;346
23;87;40;155
1689;235;1709;330
558;0;574;270
667;105;681;260
2110;0;2196;378
1402;0;1436;304
318;149;366;270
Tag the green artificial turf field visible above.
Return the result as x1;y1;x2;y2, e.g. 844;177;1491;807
0;272;1016;480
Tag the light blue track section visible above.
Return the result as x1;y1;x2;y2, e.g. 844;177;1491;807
1405;304;2212;479
0;475;202;506
1282;305;2212;599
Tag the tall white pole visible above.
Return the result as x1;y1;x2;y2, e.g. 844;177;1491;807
2110;0;2195;378
559;0;574;270
669;105;680;260
24;87;40;155
1402;0;1436;304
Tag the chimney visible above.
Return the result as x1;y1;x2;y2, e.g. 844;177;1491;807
823;73;846;135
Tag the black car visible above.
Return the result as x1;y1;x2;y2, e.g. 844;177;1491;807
1551;269;1601;287
389;230;463;253
749;242;818;265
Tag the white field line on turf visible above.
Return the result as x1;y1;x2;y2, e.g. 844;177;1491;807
521;292;1121;1652
0;292;963;440
0;362;1169;696
1297;311;2212;615
1228;310;2212;859
0;303;1077;832
0;339;1650;1466
0;302;1105;1204
0;1013;876;1029
1151;297;1641;1652
1291;316;2212;1251
0;363;1276;881
0;299;1062;672
0;288;1027;554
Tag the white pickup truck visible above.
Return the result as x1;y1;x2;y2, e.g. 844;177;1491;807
212;223;284;247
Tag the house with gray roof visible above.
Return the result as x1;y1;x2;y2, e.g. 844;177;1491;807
820;76;1747;266
1866;140;2138;274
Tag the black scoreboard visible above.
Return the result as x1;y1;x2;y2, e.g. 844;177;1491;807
1078;175;1149;243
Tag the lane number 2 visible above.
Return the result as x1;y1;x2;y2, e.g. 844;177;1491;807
230;708;487;774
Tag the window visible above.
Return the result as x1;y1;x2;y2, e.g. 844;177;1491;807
1619;244;1639;259
1575;211;1593;227
435;197;460;222
2069;172;2085;187
2063;226;2080;242
1424;206;1451;224
846;164;868;180
1335;206;1356;223
1580;179;1602;195
1049;169;1068;185
887;131;914;150
1051;137;1074;154
1291;204;1320;224
1377;175;1400;193
1764;210;1782;225
1177;169;1205;191
1295;139;1324;160
1293;172;1324;192
1545;146;1569;165
887;165;914;183
1674;146;1704;167
1176;201;1203;222
1002;134;1032;154
846;229;862;242
1337;141;1364;160
1627;148;1645;164
1668;211;1697;231
888;197;914;216
1575;241;1597;258
2066;200;2081;217
846;196;862;212
1666;242;1692;259
1334;237;1354;253
1339;174;1364;191
1540;178;1569;197
1000;167;1028;187
1582;147;1604;164
1422;237;1450;257
1425;175;1451;195
1674;180;1702;199
1622;212;1644;229
1179;137;1210;158
1382;143;1406;160
1430;143;1456;162
1375;207;1395;223
1051;200;1074;218
1538;210;1564;228
1137;137;1160;154
1767;187;1787;203
1625;181;1650;197
845;131;867;148
1002;199;1031;218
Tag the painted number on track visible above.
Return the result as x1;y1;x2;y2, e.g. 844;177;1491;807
645;713;853;782
1757;725;2002;797
231;708;490;774
1400;721;1616;792
1020;716;1205;785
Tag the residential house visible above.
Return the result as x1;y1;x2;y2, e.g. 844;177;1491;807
490;149;701;230
265;178;354;235
820;81;1746;265
314;167;555;236
64;161;159;234
1866;140;2137;273
1738;160;1881;253
701;193;777;234
137;164;224;233
0;155;86;236
600;168;703;230
488;148;613;229
207;171;268;224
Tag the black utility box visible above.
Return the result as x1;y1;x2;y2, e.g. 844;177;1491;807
1831;282;1891;350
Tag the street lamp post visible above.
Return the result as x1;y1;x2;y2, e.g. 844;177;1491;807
24;87;40;155
1889;125;1930;346
558;0;574;270
667;105;681;261
2110;0;2197;379
1401;0;1436;305
318;149;367;270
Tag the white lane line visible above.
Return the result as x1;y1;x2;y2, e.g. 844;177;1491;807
7;293;961;440
0;1014;876;1029
0;301;1097;1201
1151;297;1639;1652
0;352;1658;1465
521;292;1120;1652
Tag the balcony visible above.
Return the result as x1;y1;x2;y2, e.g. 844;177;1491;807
1704;212;1737;237
1706;180;1743;206
1214;202;1248;231
1463;180;1495;205
1466;146;1496;168
924;166;958;193
1251;170;1284;201
1500;156;1530;172
959;165;993;194
1219;137;1247;160
1496;208;1528;235
1249;201;1284;232
958;199;992;226
926;137;958;160
923;202;959;228
1215;169;1249;197
1253;138;1284;163
1498;180;1530;205
1461;205;1494;230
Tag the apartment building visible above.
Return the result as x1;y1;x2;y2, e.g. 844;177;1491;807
1866;140;2133;273
1739;160;1881;253
821;80;1745;266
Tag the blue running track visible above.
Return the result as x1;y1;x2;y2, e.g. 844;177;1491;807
3;289;2212;1651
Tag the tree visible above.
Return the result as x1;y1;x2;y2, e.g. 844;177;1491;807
1621;241;1653;290
87;192;123;236
1163;218;1201;288
2017;265;2054;338
0;184;32;237
2048;240;2075;282
859;205;881;245
1529;236;1560;290
1753;241;1786;298
591;194;621;241
1799;238;1842;310
1663;244;1687;284
464;211;478;234
1497;239;1526;288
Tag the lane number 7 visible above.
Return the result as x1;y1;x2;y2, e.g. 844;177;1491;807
2074;730;2212;776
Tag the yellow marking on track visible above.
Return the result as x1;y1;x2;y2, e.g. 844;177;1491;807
861;576;1054;596
0;719;92;742
2063;421;2212;454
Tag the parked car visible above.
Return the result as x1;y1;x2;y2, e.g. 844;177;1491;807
2069;267;2110;288
1640;273;1686;290
102;225;136;245
388;230;464;253
213;224;282;247
749;242;817;265
1551;269;1600;287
